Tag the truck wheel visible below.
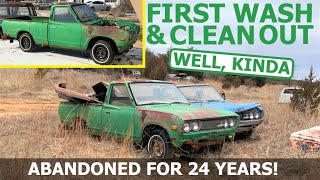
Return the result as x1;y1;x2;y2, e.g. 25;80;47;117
147;129;172;159
19;33;35;52
106;6;111;11
90;40;114;65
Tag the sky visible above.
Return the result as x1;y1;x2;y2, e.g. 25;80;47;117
146;0;320;80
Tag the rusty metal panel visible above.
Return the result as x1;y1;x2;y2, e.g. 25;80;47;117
55;86;102;104
290;126;320;152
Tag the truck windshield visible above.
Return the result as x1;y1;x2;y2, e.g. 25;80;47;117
179;85;224;102
130;83;189;105
72;4;99;22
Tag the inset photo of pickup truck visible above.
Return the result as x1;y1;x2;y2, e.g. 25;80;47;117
0;1;142;67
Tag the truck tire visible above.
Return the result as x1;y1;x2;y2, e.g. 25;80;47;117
106;6;111;11
19;33;35;52
90;40;114;65
147;129;172;159
91;7;95;11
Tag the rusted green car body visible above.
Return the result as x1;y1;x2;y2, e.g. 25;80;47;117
57;81;239;157
2;3;140;64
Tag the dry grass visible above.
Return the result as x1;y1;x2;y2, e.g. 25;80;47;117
0;69;319;158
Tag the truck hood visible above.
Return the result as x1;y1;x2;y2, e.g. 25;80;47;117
137;104;238;121
87;18;139;32
191;101;261;113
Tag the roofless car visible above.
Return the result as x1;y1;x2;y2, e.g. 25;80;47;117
56;81;240;158
2;3;140;65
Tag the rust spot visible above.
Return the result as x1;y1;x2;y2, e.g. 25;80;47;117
290;126;320;152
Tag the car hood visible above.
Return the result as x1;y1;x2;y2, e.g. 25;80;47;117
86;18;139;32
137;104;238;121
191;101;261;113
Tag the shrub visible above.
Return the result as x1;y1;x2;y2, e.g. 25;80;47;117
114;0;135;16
222;81;232;90
291;66;320;115
34;69;50;79
255;77;267;87
143;50;168;80
221;75;242;89
244;78;256;89
232;76;241;88
222;75;267;89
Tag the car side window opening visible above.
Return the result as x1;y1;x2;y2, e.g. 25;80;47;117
109;85;132;106
283;89;294;94
53;7;77;23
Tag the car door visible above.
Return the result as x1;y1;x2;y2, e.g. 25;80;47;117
99;1;106;11
97;1;104;11
101;2;107;10
101;84;135;137
92;1;99;11
96;1;103;11
48;6;82;50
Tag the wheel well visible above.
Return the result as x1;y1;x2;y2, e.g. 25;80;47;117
17;31;30;39
141;124;169;146
87;37;118;54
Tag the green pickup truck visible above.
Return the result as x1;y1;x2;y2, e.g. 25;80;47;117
55;81;240;158
2;3;140;65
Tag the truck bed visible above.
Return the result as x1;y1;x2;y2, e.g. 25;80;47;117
2;16;49;44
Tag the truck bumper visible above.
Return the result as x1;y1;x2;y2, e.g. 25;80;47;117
1;33;8;40
1;34;13;43
117;25;140;54
117;36;138;54
237;119;264;133
172;128;236;148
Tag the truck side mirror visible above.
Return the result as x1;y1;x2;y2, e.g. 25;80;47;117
221;91;226;100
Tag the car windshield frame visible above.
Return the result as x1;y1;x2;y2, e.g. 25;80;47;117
179;85;225;102
129;82;190;106
72;4;100;22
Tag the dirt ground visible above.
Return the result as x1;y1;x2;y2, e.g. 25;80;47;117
0;69;319;158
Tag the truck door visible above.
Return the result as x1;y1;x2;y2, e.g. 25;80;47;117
48;6;81;50
101;84;135;138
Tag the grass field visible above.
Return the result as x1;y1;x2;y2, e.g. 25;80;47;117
0;69;318;158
